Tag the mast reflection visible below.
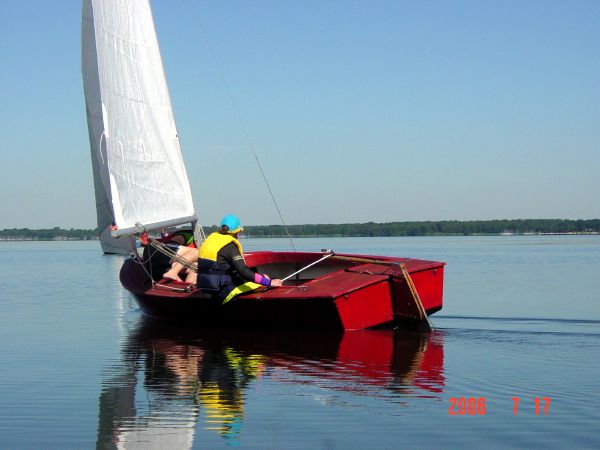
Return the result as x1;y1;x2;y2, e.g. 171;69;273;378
96;318;445;448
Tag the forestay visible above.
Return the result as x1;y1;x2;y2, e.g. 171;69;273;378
82;0;196;249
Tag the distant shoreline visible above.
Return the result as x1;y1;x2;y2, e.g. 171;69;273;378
1;232;598;242
1;219;599;241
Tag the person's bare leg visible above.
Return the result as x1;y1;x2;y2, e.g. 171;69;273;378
185;265;197;284
163;262;184;281
163;247;198;281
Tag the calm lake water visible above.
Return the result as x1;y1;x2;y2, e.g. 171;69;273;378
1;236;599;449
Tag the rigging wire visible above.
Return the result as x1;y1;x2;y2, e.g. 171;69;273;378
149;239;198;273
192;10;296;252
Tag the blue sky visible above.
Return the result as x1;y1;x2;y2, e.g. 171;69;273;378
0;0;599;229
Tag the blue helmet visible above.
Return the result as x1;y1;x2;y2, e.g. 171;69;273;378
220;214;243;234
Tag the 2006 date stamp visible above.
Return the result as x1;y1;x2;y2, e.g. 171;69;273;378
448;397;551;416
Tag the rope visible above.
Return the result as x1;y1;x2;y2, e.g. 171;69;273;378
193;13;296;252
147;238;199;273
130;223;199;281
129;246;156;286
128;238;198;287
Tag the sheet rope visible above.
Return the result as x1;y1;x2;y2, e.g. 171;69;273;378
147;238;199;273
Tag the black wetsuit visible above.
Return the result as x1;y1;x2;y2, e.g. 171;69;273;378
212;242;257;286
196;241;259;300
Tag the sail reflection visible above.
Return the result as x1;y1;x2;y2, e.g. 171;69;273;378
96;319;445;448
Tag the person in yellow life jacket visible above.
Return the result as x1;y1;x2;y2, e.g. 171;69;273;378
163;215;283;300
196;215;283;303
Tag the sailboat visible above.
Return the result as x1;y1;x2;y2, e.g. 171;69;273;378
82;0;197;254
81;0;445;331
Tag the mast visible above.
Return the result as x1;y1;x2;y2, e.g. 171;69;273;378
82;0;197;253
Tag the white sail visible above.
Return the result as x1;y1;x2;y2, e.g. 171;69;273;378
82;0;196;253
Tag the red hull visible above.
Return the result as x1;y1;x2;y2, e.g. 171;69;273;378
120;251;445;331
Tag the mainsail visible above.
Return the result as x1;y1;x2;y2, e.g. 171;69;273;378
82;0;196;254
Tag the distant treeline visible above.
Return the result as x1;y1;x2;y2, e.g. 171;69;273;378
2;219;599;241
243;219;600;237
0;227;98;241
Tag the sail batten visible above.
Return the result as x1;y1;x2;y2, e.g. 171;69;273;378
82;0;196;253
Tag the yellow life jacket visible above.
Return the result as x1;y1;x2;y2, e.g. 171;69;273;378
196;232;261;303
198;232;243;261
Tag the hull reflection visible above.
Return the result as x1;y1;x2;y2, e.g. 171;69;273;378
96;318;445;448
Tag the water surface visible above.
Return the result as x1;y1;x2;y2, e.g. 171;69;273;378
0;236;598;448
